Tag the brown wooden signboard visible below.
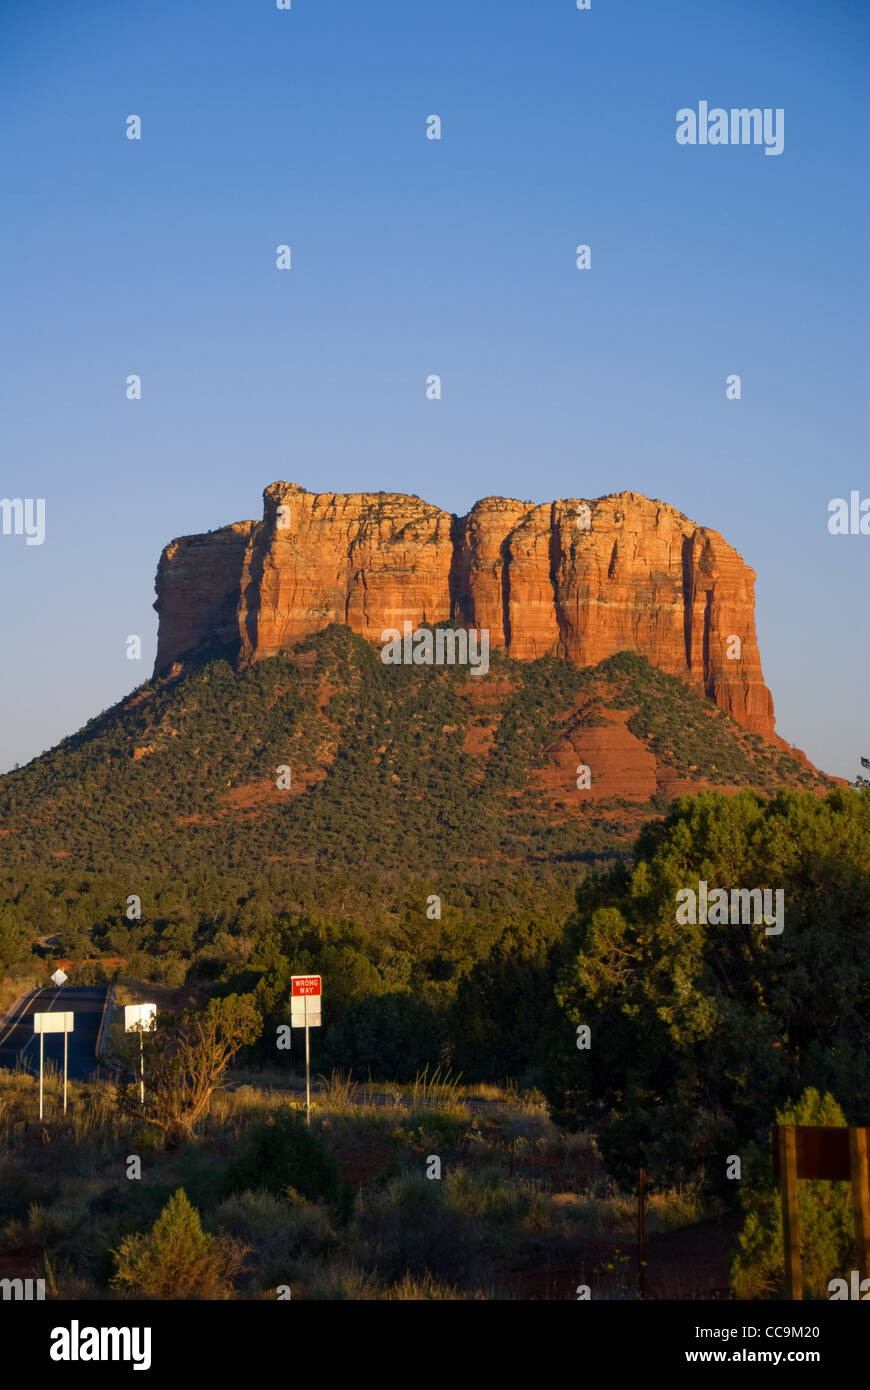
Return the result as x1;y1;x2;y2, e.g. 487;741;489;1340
771;1124;870;1299
772;1124;852;1181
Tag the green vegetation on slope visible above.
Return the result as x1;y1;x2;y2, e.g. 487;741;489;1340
602;650;812;785
0;629;824;873
0;630;836;1089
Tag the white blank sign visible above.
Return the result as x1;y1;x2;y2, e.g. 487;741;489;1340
290;999;321;1028
125;1003;157;1032
33;1012;74;1034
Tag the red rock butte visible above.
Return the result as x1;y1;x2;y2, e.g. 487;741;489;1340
153;482;778;739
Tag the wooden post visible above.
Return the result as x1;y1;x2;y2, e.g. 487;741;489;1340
849;1127;870;1282
637;1166;646;1299
778;1124;801;1299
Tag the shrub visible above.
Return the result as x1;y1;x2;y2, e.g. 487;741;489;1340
730;1089;856;1299
111;1189;248;1299
216;1188;334;1265
114;994;262;1142
224;1110;344;1210
354;1173;474;1284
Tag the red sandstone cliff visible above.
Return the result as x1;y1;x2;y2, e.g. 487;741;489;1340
153;483;777;738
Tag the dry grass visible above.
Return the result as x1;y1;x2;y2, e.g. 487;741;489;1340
0;1066;719;1301
408;1065;465;1107
0;973;40;1023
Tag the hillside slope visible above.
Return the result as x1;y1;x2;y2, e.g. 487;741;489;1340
0;628;830;878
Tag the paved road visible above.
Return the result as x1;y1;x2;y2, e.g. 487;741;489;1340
0;985;108;1081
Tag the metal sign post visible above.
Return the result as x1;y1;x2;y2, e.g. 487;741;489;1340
290;976;322;1126
305;1003;311;1124
33;1012;74;1120
124;1004;157;1105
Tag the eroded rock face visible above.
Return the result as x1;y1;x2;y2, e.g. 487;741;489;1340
153;482;777;737
153;521;255;675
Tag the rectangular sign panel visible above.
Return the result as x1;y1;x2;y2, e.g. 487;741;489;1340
33;1011;74;1034
772;1124;859;1181
290;1000;321;1027
124;1003;157;1032
291;976;321;997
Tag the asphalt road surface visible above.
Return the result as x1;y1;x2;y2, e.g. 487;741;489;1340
0;985;108;1081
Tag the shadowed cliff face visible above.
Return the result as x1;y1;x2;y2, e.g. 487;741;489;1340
153;482;777;738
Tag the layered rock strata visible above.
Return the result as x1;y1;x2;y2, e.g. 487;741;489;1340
154;483;776;737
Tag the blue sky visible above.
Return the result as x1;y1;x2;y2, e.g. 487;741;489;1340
0;0;866;778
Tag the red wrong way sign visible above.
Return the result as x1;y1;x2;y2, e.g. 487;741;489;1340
291;975;321;997
289;977;322;1127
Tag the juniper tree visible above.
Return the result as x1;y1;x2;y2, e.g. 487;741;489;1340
112;1188;248;1299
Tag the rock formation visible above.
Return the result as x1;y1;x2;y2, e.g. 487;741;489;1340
154;482;777;738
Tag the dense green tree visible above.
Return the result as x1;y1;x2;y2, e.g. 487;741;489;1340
544;788;870;1189
0;904;29;970
334;990;442;1080
450;922;559;1080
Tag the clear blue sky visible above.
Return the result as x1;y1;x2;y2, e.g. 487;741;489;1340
0;0;866;779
